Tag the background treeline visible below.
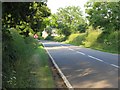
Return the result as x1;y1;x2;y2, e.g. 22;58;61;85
2;2;53;88
45;2;120;53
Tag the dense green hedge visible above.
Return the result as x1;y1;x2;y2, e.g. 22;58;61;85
66;33;86;46
66;27;119;54
2;28;38;88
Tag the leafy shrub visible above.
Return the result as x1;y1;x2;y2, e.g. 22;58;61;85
45;36;54;40
67;33;86;46
65;26;119;53
92;31;120;53
53;35;65;42
83;27;102;47
2;28;39;88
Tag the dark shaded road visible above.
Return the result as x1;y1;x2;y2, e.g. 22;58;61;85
41;40;119;88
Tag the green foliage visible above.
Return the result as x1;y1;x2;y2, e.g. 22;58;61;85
53;35;65;42
11;29;38;58
77;24;87;33
45;36;54;40
63;2;119;54
2;29;15;88
92;31;120;53
67;33;86;46
85;2;120;32
32;46;55;88
2;30;55;88
65;25;119;54
2;28;38;88
2;2;51;36
83;1;120;53
57;23;71;36
3;27;55;88
49;6;86;38
2;2;52;87
83;27;102;47
2;1;53;88
57;6;85;26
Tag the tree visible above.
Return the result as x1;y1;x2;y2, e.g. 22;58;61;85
2;2;51;36
2;2;51;88
51;6;86;37
85;2;120;33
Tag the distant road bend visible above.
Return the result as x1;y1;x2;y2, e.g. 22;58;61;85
41;40;119;88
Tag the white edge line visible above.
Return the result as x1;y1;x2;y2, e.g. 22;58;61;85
42;43;74;90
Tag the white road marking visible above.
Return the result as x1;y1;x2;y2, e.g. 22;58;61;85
42;43;73;89
88;55;103;62
59;44;119;69
69;48;74;51
88;55;119;68
110;64;119;68
76;51;85;55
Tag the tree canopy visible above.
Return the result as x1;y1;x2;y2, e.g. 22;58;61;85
46;6;87;38
56;6;86;33
85;2;120;32
2;2;51;36
2;2;51;88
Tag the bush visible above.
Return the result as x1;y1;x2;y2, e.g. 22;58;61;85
45;35;54;40
65;26;119;54
67;33;86;46
53;35;65;42
92;31;120;53
83;28;102;47
2;28;39;88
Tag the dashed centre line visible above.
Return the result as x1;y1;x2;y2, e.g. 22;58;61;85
61;45;119;69
69;48;74;51
76;51;85;55
87;55;119;68
88;55;103;62
110;64;119;68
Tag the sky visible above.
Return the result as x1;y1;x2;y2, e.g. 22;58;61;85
47;0;89;14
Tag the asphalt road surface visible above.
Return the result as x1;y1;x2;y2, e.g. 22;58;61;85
41;40;119;88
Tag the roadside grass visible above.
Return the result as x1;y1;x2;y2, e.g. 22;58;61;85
3;29;55;88
83;28;102;48
91;31;119;54
14;46;55;88
14;45;55;88
65;27;119;54
28;46;55;88
65;33;86;46
90;43;119;54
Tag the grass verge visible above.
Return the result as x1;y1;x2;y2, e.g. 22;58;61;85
28;46;55;88
64;27;119;54
3;45;55;88
3;29;55;88
16;45;55;88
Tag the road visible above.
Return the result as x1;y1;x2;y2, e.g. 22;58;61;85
41;40;119;88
